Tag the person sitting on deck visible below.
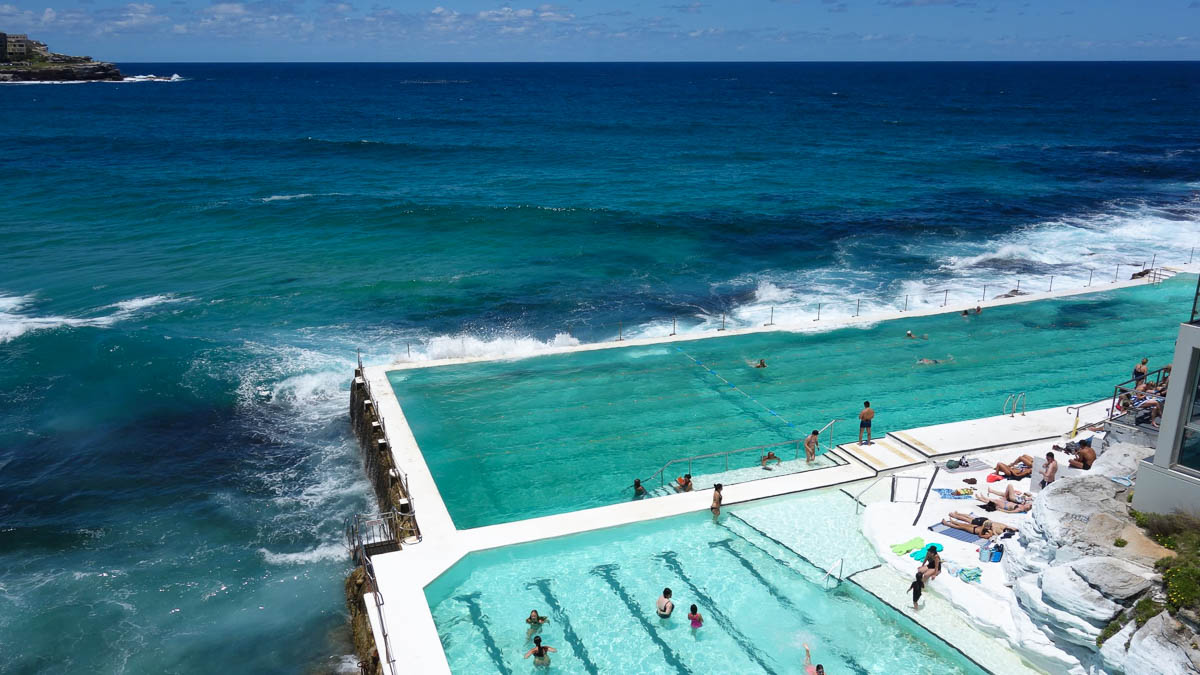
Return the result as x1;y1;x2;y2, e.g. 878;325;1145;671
674;474;693;492
992;454;1034;480
975;492;1033;513
1068;438;1097;470
761;451;782;468
917;546;942;581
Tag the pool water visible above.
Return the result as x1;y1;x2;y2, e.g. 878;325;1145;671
393;276;1193;528
425;492;985;675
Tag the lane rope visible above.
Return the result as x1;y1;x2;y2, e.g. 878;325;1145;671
673;345;796;430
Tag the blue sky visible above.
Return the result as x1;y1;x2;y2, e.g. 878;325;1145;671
2;0;1199;61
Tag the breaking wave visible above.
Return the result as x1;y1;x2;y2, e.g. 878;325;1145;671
0;293;184;343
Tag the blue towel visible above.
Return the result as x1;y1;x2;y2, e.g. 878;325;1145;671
909;543;943;560
928;522;987;546
933;488;974;500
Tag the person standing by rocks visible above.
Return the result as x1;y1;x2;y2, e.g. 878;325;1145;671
1040;451;1058;488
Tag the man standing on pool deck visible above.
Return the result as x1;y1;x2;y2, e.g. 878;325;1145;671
711;483;723;520
804;429;819;462
859;401;875;445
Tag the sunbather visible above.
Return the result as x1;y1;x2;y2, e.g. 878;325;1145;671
988;484;1033;505
992;454;1033;480
975;492;1032;513
945;511;1019;537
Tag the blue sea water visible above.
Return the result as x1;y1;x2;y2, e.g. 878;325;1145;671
1;61;1199;673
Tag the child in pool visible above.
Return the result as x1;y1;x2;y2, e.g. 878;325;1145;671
688;604;703;631
524;635;556;668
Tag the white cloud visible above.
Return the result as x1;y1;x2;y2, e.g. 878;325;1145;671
42;7;56;23
205;2;247;17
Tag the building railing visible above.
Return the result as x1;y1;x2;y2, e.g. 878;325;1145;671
1109;366;1171;429
345;510;420;567
389;260;1190;358
362;560;398;675
642;419;840;488
356;352;417;523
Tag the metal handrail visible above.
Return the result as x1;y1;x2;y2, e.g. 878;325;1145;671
1014;392;1026;417
356;353;418;525
853;475;888;513
363;561;398;675
642;419;841;487
1002;394;1014;416
821;557;845;588
1110;366;1171;424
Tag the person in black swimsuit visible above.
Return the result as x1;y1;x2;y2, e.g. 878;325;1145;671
523;635;556;667
908;570;924;610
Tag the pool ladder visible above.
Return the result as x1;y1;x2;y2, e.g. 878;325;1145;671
1003;392;1026;417
821;558;845;589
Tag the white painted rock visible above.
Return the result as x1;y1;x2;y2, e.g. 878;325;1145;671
1040;565;1123;624
1070;557;1157;603
1098;620;1138;674
1090;441;1155;478
1124;611;1200;675
1013;574;1101;646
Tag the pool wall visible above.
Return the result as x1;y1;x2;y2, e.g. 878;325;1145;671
352;271;1195;674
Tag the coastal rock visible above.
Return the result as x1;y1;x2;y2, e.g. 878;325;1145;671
1124;611;1200;675
1070;557;1157;602
1013;574;1101;646
1040;565;1122;624
1090;441;1155;479
0;62;122;82
1098;620;1138;673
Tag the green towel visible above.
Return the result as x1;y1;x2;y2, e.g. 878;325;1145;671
910;543;943;560
890;537;925;556
958;567;982;583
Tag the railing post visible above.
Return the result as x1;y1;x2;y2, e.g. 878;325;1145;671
670;317;676;336
1150;253;1156;270
854;298;861;317
814;303;821;322
718;313;725;331
618;321;624;341
981;284;987;301
764;306;775;326
1016;279;1021;293
1114;264;1120;282
406;342;410;359
1049;275;1054;292
1087;269;1093;287
1191;247;1195;265
903;295;908;312
941;289;948;307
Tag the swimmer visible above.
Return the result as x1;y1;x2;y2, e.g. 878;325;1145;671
803;643;825;675
656;588;674;618
961;310;969;317
761;451;782;468
754;359;767;368
905;330;928;340
711;483;723;520
804;429;819;462
525;610;549;640
633;478;647;499
524;635;556;667
675;474;693;492
975;305;982;315
917;355;954;366
688;604;703;632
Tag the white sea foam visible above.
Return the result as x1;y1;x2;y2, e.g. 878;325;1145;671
261;193;315;203
0;292;184;343
258;543;346;565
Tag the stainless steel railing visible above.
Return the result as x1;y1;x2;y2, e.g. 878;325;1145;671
642;419;840;487
1003;392;1026;417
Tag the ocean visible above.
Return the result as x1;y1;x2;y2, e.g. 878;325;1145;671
1;61;1198;673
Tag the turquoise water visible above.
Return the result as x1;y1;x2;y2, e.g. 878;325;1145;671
425;490;984;675
394;276;1194;529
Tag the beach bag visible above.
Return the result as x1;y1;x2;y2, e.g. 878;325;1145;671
946;459;960;469
979;542;1004;563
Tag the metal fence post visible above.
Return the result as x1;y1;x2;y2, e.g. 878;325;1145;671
1087;269;1093;287
982;284;987;301
814;303;821;321
903;295;908;312
719;313;726;331
670;317;676;336
855;298;861;317
406;342;410;359
618;321;624;341
1150;253;1157;270
1191;247;1195;265
942;289;948;307
1114;264;1120;282
1049;276;1054;292
765;306;775;326
1016;279;1021;293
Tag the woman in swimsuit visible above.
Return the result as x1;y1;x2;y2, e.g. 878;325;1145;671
1133;358;1149;382
524;635;556;668
918;547;942;581
975;493;1032;513
942;513;993;537
688;604;703;632
525;609;548;640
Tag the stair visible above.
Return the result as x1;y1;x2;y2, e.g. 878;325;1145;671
837;436;924;472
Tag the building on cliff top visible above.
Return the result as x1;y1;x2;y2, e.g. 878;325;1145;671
1134;274;1200;515
1;33;50;62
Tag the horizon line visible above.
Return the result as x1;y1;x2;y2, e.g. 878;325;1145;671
109;58;1200;64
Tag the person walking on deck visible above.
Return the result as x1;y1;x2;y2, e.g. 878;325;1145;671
858;401;875;445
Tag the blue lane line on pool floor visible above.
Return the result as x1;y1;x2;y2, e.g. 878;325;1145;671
654;551;779;675
707;538;871;675
526;578;600;675
455;592;515;675
589;563;691;675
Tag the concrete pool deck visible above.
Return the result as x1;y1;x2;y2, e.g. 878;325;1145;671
355;270;1189;674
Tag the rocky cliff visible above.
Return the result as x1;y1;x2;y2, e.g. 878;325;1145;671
0;61;123;82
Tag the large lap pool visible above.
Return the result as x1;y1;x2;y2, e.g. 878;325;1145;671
392;276;1193;528
425;491;985;674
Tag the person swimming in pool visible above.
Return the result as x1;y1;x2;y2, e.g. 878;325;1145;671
754;359;767;368
761;451;782;468
803;643;825;675
523;635;556;668
688;604;703;632
917;355;954;366
525;609;549;640
675;474;693;492
656;588;674;618
633;478;647;499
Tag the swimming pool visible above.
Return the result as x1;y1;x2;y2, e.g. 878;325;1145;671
393;276;1193;528
425;490;985;674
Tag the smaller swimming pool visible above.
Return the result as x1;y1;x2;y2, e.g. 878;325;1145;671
425;489;985;674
